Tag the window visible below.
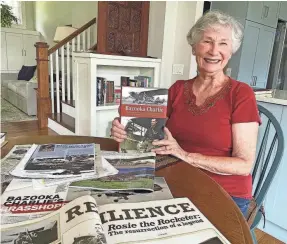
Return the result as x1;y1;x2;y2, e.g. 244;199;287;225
1;0;26;28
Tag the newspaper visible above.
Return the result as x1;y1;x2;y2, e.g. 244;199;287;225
70;152;156;192
1;144;33;193
10;143;100;179
32;156;119;188
1;195;231;244
91;177;173;205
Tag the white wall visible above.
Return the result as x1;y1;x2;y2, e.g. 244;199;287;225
34;1;97;47
160;1;204;88
25;1;35;31
147;1;166;59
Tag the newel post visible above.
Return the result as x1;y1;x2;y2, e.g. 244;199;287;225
35;42;51;129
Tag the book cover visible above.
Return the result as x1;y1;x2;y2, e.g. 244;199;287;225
120;87;168;153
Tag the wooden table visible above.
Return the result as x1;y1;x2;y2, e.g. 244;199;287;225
1;135;253;244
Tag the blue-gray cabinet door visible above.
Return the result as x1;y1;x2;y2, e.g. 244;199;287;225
252;24;276;88
279;1;287;21
247;2;265;25
237;21;260;85
261;2;280;28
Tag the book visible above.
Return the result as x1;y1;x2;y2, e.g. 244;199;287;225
120;86;168;153
1;195;231;244
69;152;156;192
10;143;101;179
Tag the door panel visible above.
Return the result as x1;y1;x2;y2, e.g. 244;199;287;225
23;34;39;66
253;25;276;88
97;1;150;57
6;33;23;71
262;2;279;28
237;21;260;85
247;2;264;25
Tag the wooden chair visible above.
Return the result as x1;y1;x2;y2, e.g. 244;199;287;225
250;104;284;243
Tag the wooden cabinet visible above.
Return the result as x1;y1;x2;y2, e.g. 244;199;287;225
1;28;39;73
257;101;287;243
237;21;276;88
279;1;287;21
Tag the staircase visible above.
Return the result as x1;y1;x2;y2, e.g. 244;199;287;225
35;18;96;134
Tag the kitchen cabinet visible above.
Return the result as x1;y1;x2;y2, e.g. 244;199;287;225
279;1;287;21
238;21;276;88
256;101;287;243
211;1;279;28
1;28;40;73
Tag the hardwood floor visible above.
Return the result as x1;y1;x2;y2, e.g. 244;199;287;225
255;229;285;244
1;120;57;139
0;120;285;244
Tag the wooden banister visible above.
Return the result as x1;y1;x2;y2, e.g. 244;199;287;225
35;42;51;129
48;17;96;55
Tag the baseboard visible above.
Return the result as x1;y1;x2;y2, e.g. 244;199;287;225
48;118;75;135
258;219;287;243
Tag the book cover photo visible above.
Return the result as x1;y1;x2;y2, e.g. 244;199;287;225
120;87;168;153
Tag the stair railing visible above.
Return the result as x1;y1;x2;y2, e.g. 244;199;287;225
35;18;96;128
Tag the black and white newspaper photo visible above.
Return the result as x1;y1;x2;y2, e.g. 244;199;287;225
10;143;101;179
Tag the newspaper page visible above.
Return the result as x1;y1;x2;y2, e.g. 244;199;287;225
91;177;173;205
100;197;231;244
1;195;105;244
32;156;118;188
69;152;156;192
1;196;231;244
1;144;33;193
10;143;100;179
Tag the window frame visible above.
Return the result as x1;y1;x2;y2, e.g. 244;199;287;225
3;1;26;29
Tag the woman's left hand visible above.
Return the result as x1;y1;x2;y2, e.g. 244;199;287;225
152;127;188;161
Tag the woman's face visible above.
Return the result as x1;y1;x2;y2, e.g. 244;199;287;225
193;25;233;75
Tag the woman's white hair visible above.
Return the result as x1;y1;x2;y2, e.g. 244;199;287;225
186;10;244;54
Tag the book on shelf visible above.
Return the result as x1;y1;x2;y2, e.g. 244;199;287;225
119;86;168;153
70;152;156;192
9;143;102;179
97;77;115;106
1;195;231;244
121;76;152;88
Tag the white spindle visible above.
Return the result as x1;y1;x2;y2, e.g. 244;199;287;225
55;49;60;113
61;46;65;102
77;34;81;51
87;27;91;49
72;38;76;101
49;54;54;113
82;32;86;50
67;42;71;101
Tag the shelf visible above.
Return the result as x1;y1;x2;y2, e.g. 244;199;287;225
95;104;119;111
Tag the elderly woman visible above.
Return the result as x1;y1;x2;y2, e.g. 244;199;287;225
110;10;261;217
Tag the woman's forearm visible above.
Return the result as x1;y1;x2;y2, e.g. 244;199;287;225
183;153;253;176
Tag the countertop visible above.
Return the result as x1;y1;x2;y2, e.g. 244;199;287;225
255;90;287;106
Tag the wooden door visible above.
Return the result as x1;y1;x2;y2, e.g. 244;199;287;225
97;1;150;57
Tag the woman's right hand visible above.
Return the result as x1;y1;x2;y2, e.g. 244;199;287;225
110;117;127;143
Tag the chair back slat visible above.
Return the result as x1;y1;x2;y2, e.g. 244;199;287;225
252;119;271;183
252;105;284;207
253;133;277;198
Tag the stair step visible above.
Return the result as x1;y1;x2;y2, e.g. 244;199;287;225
62;100;75;108
49;113;75;133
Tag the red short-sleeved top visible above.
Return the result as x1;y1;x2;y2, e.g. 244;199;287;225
166;78;261;199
